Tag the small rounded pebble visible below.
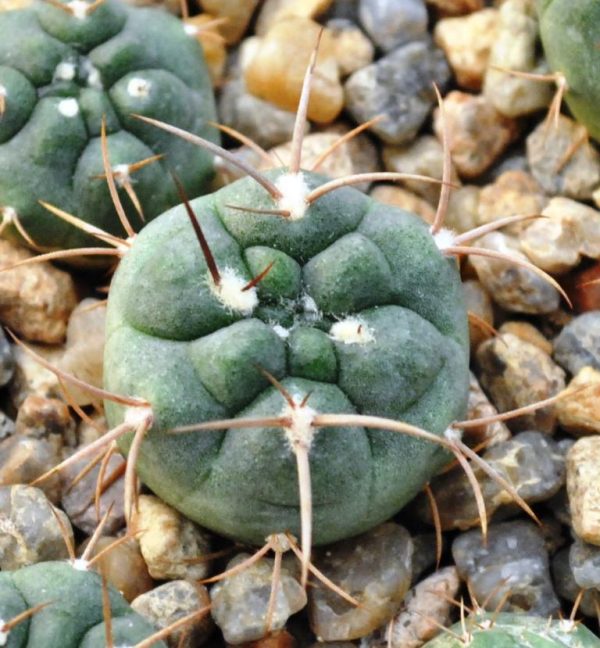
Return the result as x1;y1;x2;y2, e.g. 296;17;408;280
552;546;600;619
567;436;600;545
445;185;480;233
498;321;553;356
358;0;427;52
567;262;600;313
463;279;494;355
15;395;75;444
462;371;511;447
553;311;600;374
255;0;333;36
569;537;600;591
556;367;600;436
9;343;61;409
327;18;374;77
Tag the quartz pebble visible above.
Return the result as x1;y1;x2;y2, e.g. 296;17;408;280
527;116;600;201
452;520;560;616
0;484;72;569
0;327;13;387
131;495;213;581
0;239;77;344
434;9;498;91
199;0;259;44
345;41;451;145
476;332;566;434
498;321;553;356
255;0;332;36
462;371;510;447
567;436;600;545
327;18;374;77
367;567;460;648
556;367;600;436
309;523;413;641
211;552;306;644
245;18;343;124
553;311;600;374
483;0;552;117
433;91;518;179
132;580;213;647
370;185;436;224
358;0;427;52
469;232;561;314
552;547;600;619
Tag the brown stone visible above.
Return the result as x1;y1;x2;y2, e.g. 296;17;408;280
566;262;600;313
445;185;480;233
462;371;511;447
567;437;600;545
426;0;484;16
199;0;259;44
370;185;436;224
498;321;553;356
255;0;332;35
235;631;296;648
556;367;600;436
16;395;75;444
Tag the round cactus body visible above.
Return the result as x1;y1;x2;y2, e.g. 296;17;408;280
0;0;218;255
422;612;600;647
104;168;470;546
0;561;166;647
537;0;600;141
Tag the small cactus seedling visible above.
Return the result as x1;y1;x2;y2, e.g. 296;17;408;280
0;0;218;258
537;1;600;142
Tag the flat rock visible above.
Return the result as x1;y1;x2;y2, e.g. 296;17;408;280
345;40;451;145
358;0;427;52
556;367;600;436
553;311;600;374
567;436;600;545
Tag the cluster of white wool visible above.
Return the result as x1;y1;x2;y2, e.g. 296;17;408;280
275;172;310;220
208;267;258;316
329;317;375;345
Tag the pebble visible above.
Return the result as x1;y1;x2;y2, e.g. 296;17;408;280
186;15;227;85
433;91;518;179
367;567;460;648
132;580;213;647
556;367;600;436
483;0;553;117
309;523;413;641
461;371;511;447
255;0;333;36
425;0;483;16
61;452;126;535
567;436;600;545
383;135;460;205
358;0;427;52
469;232;561;314
58;298;106;407
477;170;547;235
526;116;600;201
238;632;296;648
552;547;600;619
345;40;451;145
8;343;61;409
370;185;436;224
0;239;77;344
211;552;306;644
131;494;213;581
0;327;13;387
199;0;260;44
476;332;566;434
444;185;480;233
0;484;73;569
15;395;75;447
452;520;560;616
553;311;600;375
0;411;15;440
498;321;553;356
0;435;62;503
418;431;564;531
567;262;600;313
245;18;343;124
434;9;498;91
80;536;154;602
569;537;600;591
327;18;374;77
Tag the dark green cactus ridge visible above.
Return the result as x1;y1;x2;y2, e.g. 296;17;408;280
537;0;600;141
0;561;166;647
0;0;218;254
104;168;470;546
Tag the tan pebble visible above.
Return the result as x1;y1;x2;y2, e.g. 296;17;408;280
434;91;518;179
16;395;75;448
0;239;77;344
462;280;495;355
499;321;552;355
426;0;484;16
434;9;499;91
370;185;436;224
328;20;374;77
445;185;481;233
462;371;511;447
255;0;332;35
199;0;259;44
235;630;296;648
556;367;600;436
185;14;227;85
567;262;600;313
567;436;600;545
245;18;343;124
0;0;32;9
9;344;61;409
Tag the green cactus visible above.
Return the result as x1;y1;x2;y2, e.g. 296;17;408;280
0;560;167;647
0;0;218;256
103;165;470;546
537;0;600;141
422;612;600;647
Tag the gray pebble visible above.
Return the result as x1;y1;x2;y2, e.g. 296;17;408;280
554;311;600;375
570;538;600;591
0;411;15;440
552;547;600;618
359;0;427;52
0;328;13;387
344;40;451;144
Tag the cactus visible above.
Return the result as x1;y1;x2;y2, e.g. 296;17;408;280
537;0;600;141
0;560;167;647
421;611;600;647
0;0;218;256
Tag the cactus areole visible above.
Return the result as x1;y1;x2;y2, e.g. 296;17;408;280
0;0;217;254
104;168;470;546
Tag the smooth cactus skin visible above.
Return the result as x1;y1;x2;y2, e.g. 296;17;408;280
537;1;600;141
104;168;470;546
422;612;600;647
0;0;218;255
0;561;166;647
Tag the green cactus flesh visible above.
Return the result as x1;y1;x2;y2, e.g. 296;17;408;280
422;612;600;647
0;0;218;255
104;168;470;546
537;0;600;141
0;561;166;647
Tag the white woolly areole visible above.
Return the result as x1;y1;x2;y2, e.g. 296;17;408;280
558;619;576;634
70;557;90;571
124;405;153;428
0;626;7;646
432;226;457;251
275;172;310;220
209;267;258;315
329;318;375;345
0;84;6;98
84;63;103;90
184;23;198;35
272;324;290;339
113;163;131;187
54;61;76;81
68;0;90;19
58;98;79;118
1;206;16;223
127;77;151;98
283;401;317;452
443;427;463;442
